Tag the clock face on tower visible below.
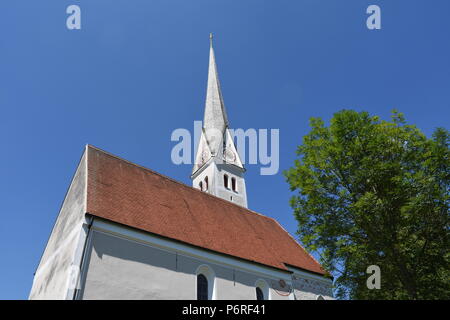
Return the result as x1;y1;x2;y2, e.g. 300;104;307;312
224;149;236;163
201;150;209;164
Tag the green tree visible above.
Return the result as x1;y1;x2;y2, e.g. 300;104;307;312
285;110;449;299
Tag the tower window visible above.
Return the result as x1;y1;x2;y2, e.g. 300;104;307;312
231;177;237;192
256;287;264;300
204;176;209;191
199;181;203;191
224;174;229;189
197;274;208;300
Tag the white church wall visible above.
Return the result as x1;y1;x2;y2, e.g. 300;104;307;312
29;149;88;300
193;162;247;207
80;230;194;299
215;164;247;207
78;219;331;300
192;161;216;194
288;267;334;300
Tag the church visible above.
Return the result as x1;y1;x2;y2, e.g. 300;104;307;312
29;36;333;300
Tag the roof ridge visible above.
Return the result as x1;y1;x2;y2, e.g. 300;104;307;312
86;144;273;221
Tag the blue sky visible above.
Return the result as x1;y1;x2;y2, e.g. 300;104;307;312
0;1;449;299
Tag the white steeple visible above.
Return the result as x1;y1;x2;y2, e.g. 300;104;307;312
203;33;228;155
191;34;248;208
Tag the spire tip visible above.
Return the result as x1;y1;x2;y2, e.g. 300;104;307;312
209;33;213;47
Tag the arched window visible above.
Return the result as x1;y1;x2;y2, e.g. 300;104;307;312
231;177;237;192
199;181;203;191
197;274;208;300
256;287;264;300
224;174;229;189
204;176;209;191
255;279;269;300
196;265;215;300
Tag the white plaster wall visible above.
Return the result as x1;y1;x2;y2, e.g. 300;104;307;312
215;164;247;208
80;230;194;299
29;150;87;300
193;156;247;207
292;276;334;300
79;226;327;300
193;162;216;195
289;267;334;300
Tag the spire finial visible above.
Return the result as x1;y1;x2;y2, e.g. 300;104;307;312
209;33;213;47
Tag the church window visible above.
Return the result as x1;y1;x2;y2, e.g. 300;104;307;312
255;279;269;300
204;176;209;191
231;177;237;192
224;174;229;189
256;287;264;300
199;181;203;191
197;274;208;300
196;265;215;300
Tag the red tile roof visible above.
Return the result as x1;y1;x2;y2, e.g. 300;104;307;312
86;145;327;276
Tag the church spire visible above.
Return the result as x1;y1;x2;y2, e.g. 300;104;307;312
191;34;248;208
203;33;229;155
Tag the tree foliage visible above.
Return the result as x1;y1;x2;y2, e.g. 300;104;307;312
285;110;449;299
